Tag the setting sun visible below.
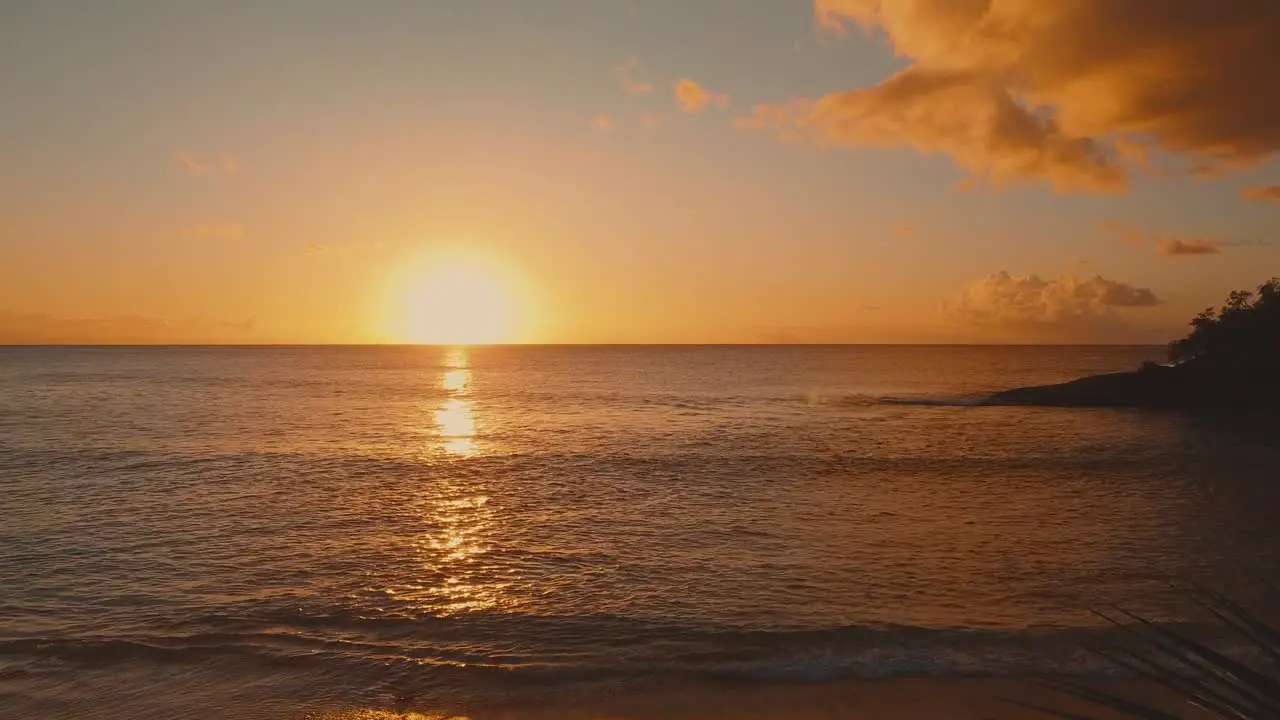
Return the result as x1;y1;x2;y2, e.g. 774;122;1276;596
384;252;526;345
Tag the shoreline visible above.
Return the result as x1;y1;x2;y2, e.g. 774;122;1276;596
300;677;1175;720
2;669;1181;720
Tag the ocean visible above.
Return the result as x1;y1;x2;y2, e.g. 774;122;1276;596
2;345;1278;719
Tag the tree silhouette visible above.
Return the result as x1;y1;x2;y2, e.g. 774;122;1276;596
1164;277;1280;405
1170;278;1280;365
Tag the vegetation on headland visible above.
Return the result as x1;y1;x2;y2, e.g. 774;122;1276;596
988;278;1280;408
1168;278;1280;372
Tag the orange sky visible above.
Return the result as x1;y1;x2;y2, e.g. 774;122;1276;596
1;1;1278;344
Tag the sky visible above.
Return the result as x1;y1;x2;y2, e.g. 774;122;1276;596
2;0;1278;344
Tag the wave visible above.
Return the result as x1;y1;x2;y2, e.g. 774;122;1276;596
0;620;1231;683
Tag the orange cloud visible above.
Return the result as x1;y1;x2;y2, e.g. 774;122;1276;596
1102;222;1225;256
1242;185;1280;203
892;224;916;237
593;114;615;133
750;1;1280;192
814;0;871;34
674;79;729;114
947;271;1160;340
1155;237;1222;257
741;71;1125;193
614;57;654;95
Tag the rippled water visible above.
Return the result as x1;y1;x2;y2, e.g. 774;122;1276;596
2;345;1278;719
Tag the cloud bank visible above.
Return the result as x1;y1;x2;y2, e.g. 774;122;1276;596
743;1;1280;192
947;271;1160;340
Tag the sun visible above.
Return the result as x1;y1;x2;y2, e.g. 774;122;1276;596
385;252;525;345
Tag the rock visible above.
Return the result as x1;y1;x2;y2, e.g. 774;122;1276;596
984;365;1183;408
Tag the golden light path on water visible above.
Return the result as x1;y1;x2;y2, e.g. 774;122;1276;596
318;707;471;712
414;348;505;616
434;349;477;458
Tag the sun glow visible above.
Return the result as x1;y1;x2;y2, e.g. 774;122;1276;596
385;251;527;345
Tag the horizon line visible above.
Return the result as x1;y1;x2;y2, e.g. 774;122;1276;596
0;342;1170;348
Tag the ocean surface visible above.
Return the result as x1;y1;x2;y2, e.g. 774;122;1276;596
2;345;1278;719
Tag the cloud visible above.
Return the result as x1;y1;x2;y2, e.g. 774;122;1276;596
1102;222;1226;256
180;152;239;176
892;223;917;237
674;79;729;114
946;271;1160;340
592;114;615;132
614;57;654;95
1242;185;1280;203
186;225;244;239
814;0;872;33
740;70;1124;193
745;1;1280;192
1155;237;1222;256
0;311;257;344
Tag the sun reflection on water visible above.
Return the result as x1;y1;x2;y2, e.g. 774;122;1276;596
415;347;507;614
441;368;468;393
317;707;473;712
433;399;476;457
433;349;477;457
